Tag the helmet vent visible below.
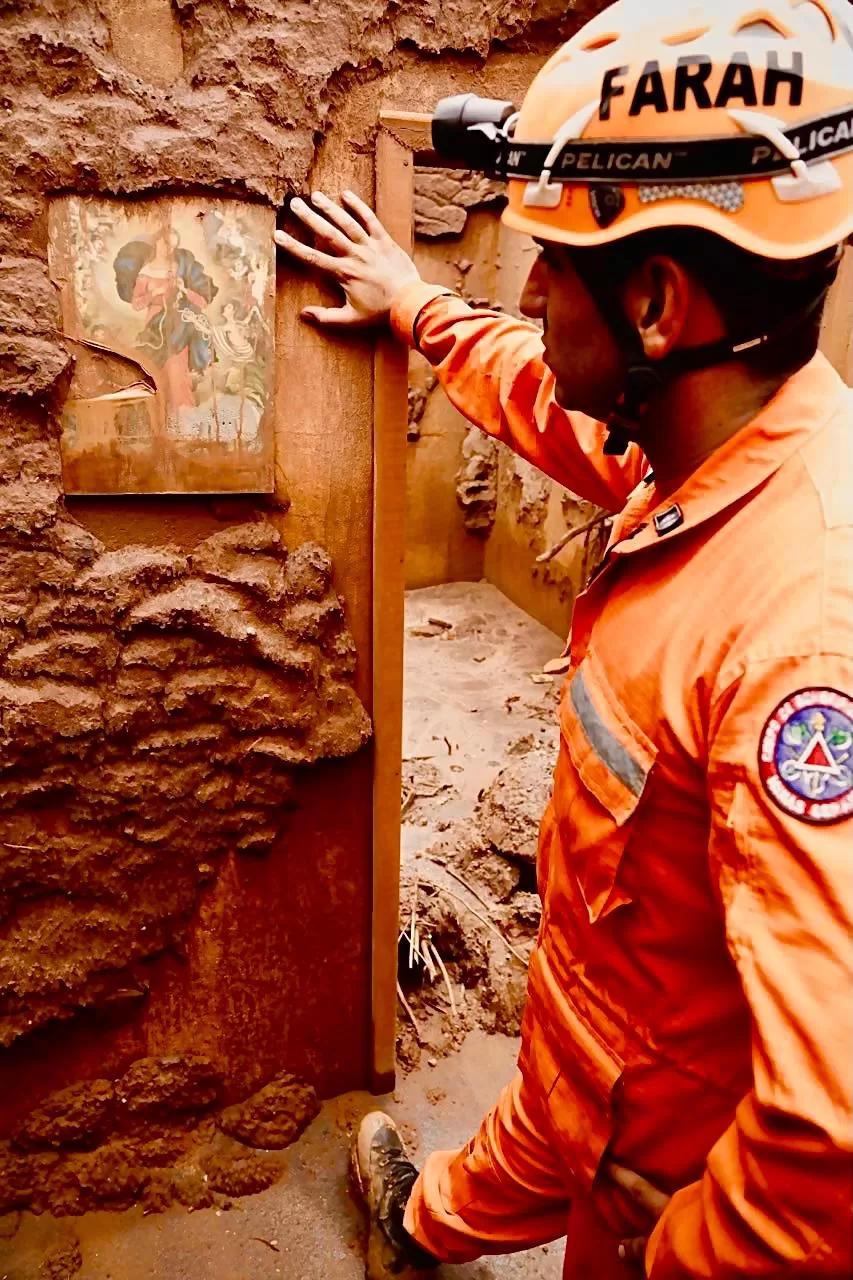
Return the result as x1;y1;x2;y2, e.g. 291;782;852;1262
660;26;712;46
580;33;619;51
734;11;793;37
737;20;785;36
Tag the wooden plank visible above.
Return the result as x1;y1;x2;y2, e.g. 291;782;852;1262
376;109;470;171
370;126;414;1092
378;110;433;152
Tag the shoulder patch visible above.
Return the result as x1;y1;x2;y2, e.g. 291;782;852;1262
759;688;853;824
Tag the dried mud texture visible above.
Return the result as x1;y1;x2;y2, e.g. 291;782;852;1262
118;1054;223;1118
0;1053;317;1218
0;1221;84;1280
0;521;371;1048
218;1071;320;1149
407;370;437;443
401;759;458;829
474;748;552;867
414;168;505;239
397;749;552;1068
507;454;552;529
456;428;498;536
0;0;604;398
41;1234;83;1279
13;1081;116;1152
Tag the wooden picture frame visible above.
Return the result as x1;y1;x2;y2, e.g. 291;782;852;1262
49;196;276;496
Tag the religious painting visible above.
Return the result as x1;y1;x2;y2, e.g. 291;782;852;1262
49;197;276;495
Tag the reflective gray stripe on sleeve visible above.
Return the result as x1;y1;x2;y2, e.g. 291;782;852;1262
570;669;648;799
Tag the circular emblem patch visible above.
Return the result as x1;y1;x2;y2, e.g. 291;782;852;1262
759;688;853;825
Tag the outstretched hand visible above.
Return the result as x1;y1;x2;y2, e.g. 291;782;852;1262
274;190;422;329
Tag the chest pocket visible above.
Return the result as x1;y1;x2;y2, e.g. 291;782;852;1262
555;655;657;922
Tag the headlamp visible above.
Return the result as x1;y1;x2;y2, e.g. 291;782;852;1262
431;95;517;177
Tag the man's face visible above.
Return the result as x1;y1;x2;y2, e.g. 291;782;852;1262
520;242;624;419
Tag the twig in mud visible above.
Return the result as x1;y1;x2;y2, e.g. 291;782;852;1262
536;512;610;564
1;843;38;851
420;936;438;981
426;858;496;918
409;881;419;969
427;940;457;1022
403;784;452;810
397;981;423;1042
422;880;529;968
252;1238;281;1254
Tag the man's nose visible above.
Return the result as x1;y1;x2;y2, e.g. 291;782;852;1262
519;257;548;321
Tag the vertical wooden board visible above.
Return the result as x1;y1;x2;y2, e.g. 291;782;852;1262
271;138;377;1094
274;146;376;709
371;128;413;1092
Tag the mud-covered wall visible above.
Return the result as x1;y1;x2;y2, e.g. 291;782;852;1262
0;524;370;1046
0;0;605;1171
406;179;605;640
406;198;502;591
481;216;610;638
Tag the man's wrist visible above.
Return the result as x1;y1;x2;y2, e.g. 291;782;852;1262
389;281;456;347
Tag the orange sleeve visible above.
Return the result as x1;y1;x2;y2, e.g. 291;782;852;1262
390;280;647;513
646;653;853;1279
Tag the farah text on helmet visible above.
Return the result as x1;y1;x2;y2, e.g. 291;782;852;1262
600;51;804;120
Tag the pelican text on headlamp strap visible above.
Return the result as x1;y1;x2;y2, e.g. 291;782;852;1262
501;104;853;186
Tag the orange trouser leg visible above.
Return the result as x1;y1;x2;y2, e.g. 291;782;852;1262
403;1070;571;1265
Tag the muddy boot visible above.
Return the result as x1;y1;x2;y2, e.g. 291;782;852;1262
353;1111;439;1278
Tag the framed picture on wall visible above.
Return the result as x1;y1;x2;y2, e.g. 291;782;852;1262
49;196;276;495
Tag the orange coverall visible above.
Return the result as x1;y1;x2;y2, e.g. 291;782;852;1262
390;281;853;1279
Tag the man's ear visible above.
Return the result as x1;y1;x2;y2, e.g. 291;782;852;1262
621;256;691;361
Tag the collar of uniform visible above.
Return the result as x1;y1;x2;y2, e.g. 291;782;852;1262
610;353;848;559
608;477;658;547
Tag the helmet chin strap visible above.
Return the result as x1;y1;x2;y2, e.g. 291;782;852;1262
586;279;834;457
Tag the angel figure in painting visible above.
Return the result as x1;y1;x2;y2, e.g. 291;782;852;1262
209;300;270;448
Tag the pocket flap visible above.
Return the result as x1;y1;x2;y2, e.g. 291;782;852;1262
557;657;657;921
561;658;656;826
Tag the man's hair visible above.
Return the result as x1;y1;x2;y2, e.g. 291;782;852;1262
575;228;841;380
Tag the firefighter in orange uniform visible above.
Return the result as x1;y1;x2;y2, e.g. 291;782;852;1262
275;0;853;1274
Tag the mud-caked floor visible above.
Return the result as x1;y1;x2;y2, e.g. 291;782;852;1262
397;584;560;1068
2;1032;561;1280
402;582;561;862
1;584;565;1279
